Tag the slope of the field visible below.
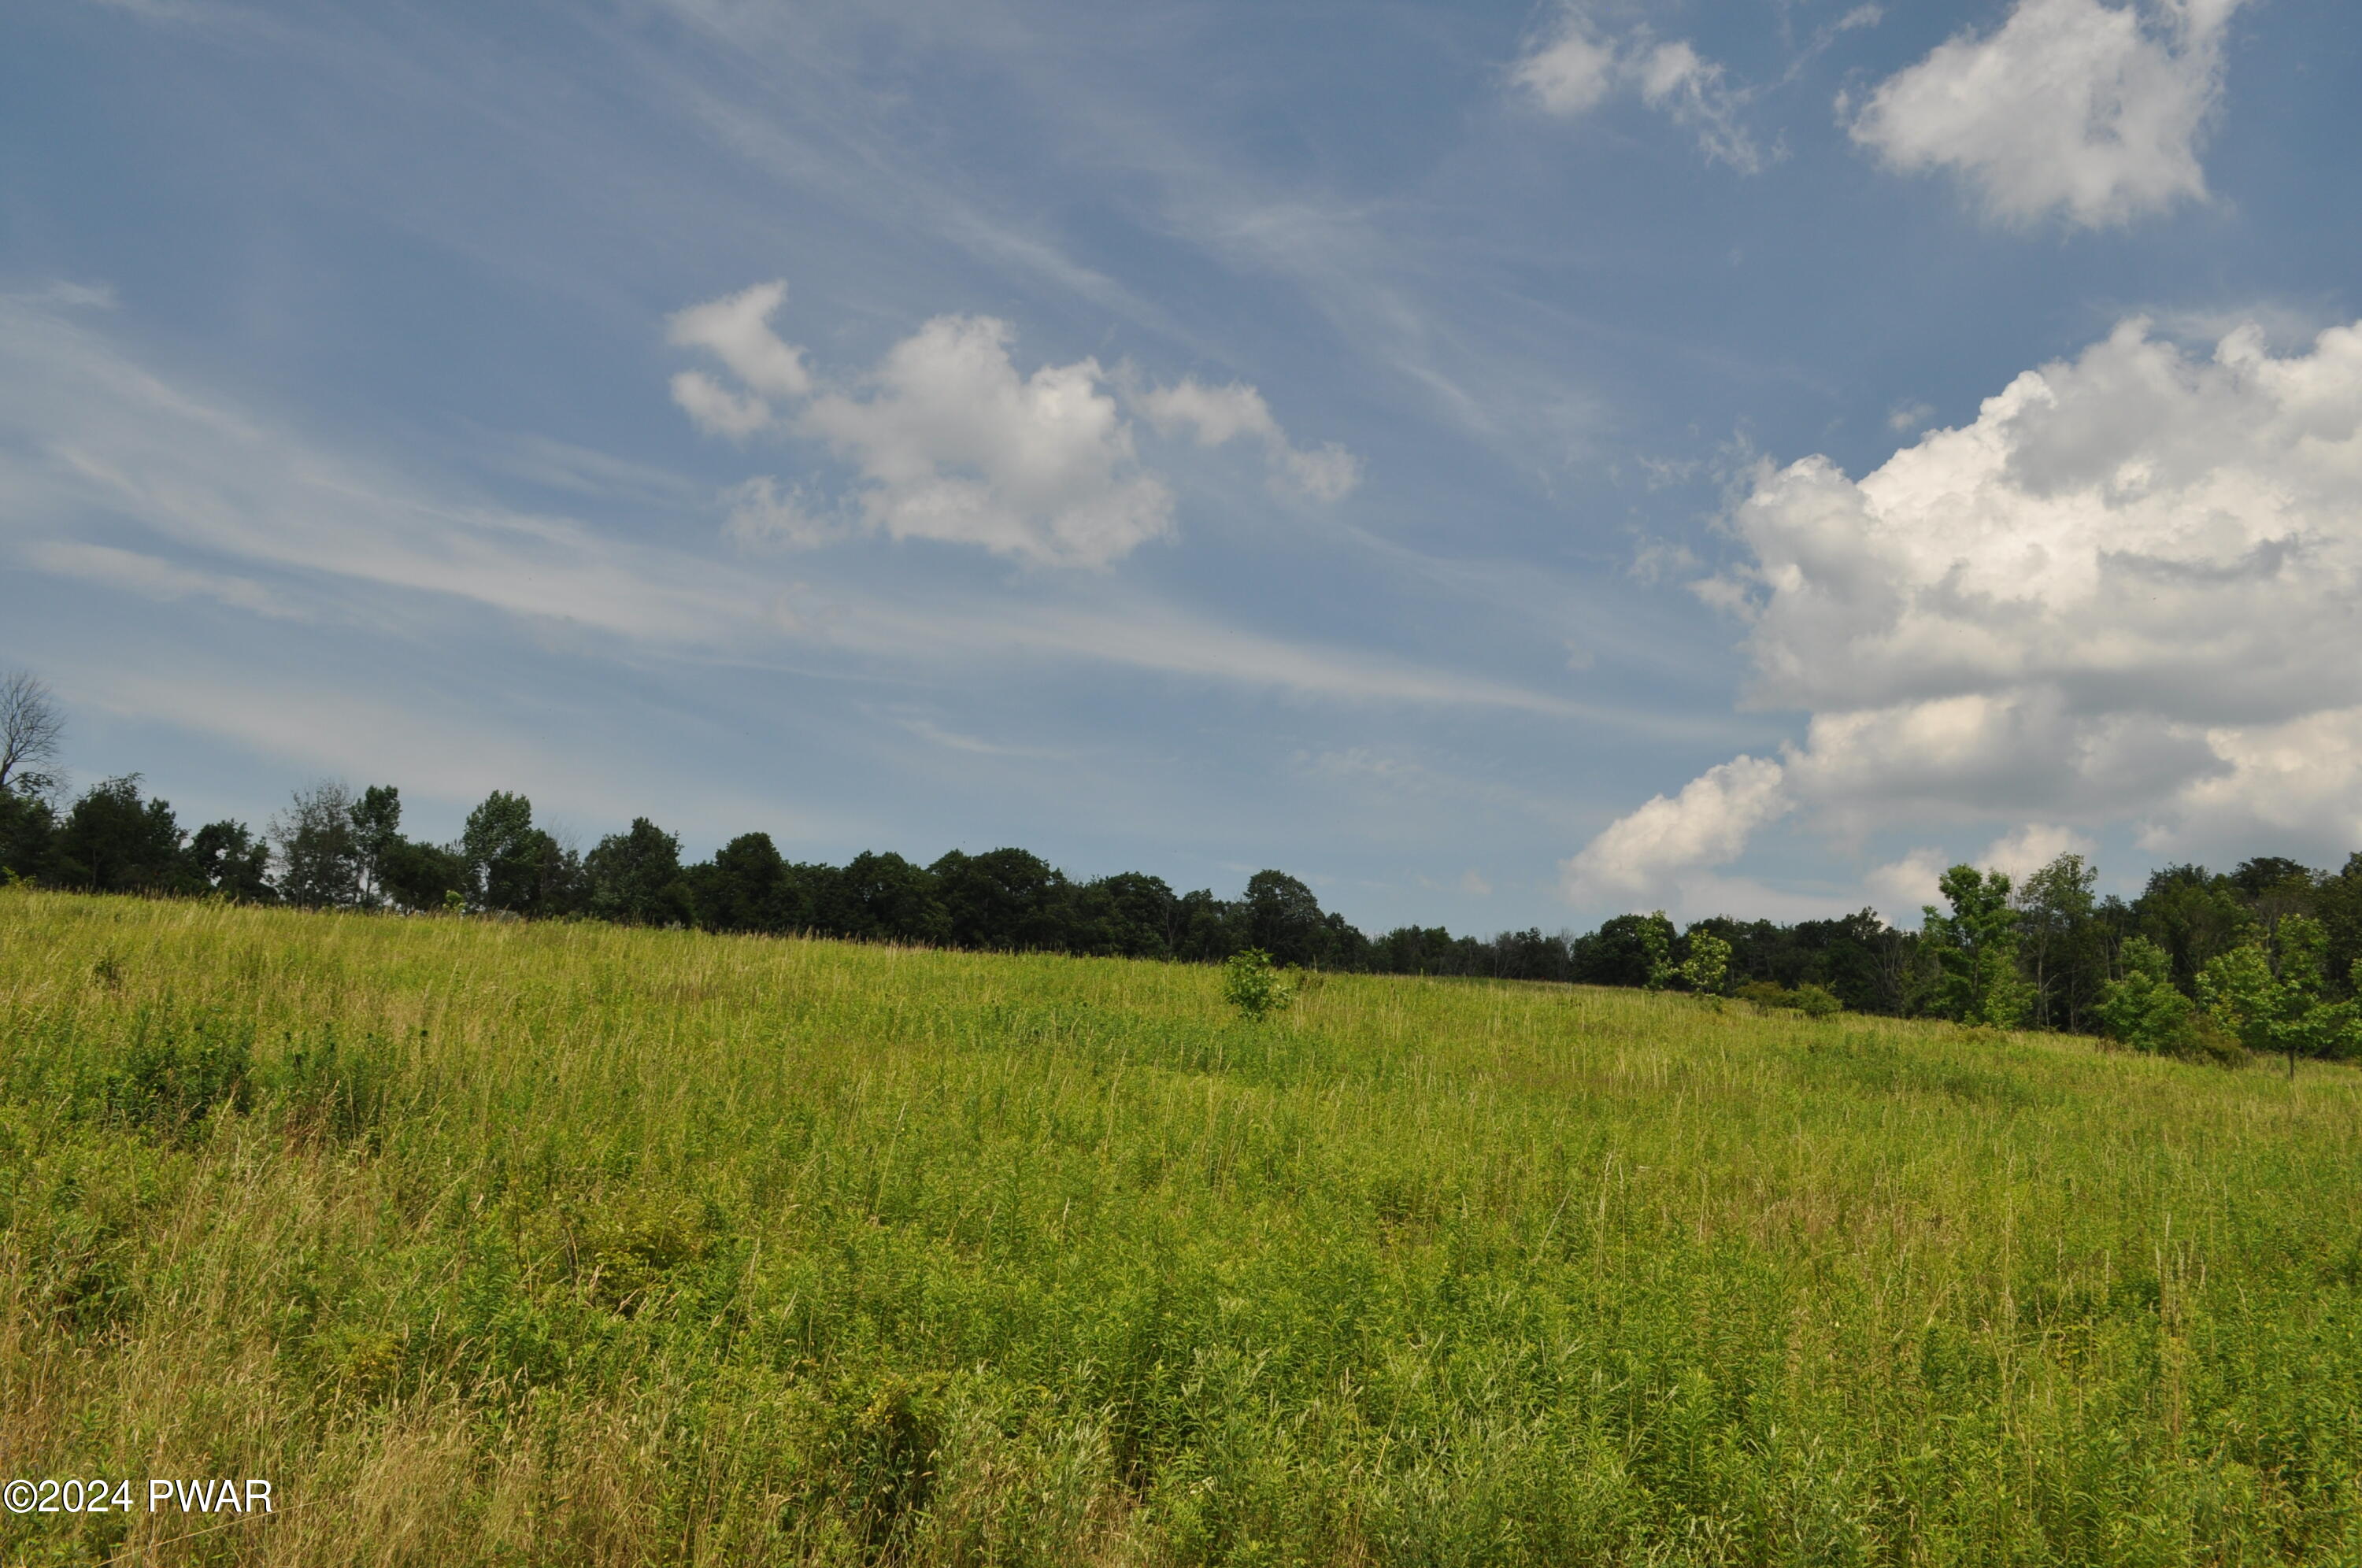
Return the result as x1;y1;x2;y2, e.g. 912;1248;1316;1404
4;889;2362;1566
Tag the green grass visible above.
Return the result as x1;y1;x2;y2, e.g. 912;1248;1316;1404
6;888;2362;1566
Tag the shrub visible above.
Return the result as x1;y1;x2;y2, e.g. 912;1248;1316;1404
1737;980;1842;1018
268;1024;395;1145
1221;948;1292;1021
95;1010;253;1141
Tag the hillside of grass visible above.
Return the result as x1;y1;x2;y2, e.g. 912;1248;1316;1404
5;888;2362;1565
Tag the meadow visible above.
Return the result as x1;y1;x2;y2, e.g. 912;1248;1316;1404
4;887;2362;1566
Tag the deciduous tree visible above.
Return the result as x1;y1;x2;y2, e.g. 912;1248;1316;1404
272;781;361;908
0;670;64;797
1924;864;2033;1027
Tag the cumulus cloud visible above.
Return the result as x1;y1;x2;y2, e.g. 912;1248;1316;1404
667;280;813;400
1512;8;1764;172
1569;312;2362;908
1131;377;1362;501
1864;849;1949;925
669;281;1353;567
1981;823;2100;882
799;315;1172;568
1848;0;2246;227
1560;754;1790;902
1512;17;1619;115
669;371;772;439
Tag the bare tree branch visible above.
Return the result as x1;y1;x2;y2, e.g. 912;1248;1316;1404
0;670;64;796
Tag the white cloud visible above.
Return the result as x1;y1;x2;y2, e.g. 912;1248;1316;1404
1459;868;1494;897
670;370;772;439
1131;377;1276;448
1512;9;1764;172
667;283;1361;566
1981;823;2099;882
0;291;767;649
1856;828;2094;925
71;661;802;834
1575;312;2362;904
801;315;1170;568
1511;19;1619;115
1864;849;1948;926
1560;754;1790;902
1848;0;2245;228
2157;707;2362;859
720;475;841;549
666;280;813;399
0;288;1635;744
1131;376;1362;502
1631;41;1763;175
22;540;304;620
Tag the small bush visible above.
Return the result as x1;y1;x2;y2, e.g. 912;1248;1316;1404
95;1010;253;1141
268;1024;395;1145
1221;948;1292;1021
1738;980;1843;1019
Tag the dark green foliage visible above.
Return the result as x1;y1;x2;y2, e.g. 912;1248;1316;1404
56;775;185;893
350;784;405;904
1172;887;1248;962
271;780;362;908
1243;869;1326;967
92;1010;255;1142
1575;912;1674;988
1738;978;1843;1016
461;790;580;915
0;787;58;882
372;837;464;912
930;846;1071;951
826;851;951;945
2319;852;2362;1001
180;819;274;901
2139;864;2258;991
585;816;694;926
2231;856;2316;900
688;831;812;932
1066;871;1180;959
2016;852;2106;1031
830;1374;944;1555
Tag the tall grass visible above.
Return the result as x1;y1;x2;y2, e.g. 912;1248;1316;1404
5;886;2362;1564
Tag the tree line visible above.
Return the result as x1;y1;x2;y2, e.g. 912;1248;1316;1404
3;671;2356;1061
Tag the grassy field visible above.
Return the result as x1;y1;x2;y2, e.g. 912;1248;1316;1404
5;889;2362;1566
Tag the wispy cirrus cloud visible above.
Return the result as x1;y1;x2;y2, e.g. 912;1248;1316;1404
1;288;1580;724
1513;7;1769;172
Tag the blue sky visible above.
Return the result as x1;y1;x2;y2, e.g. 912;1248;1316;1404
5;0;2360;933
